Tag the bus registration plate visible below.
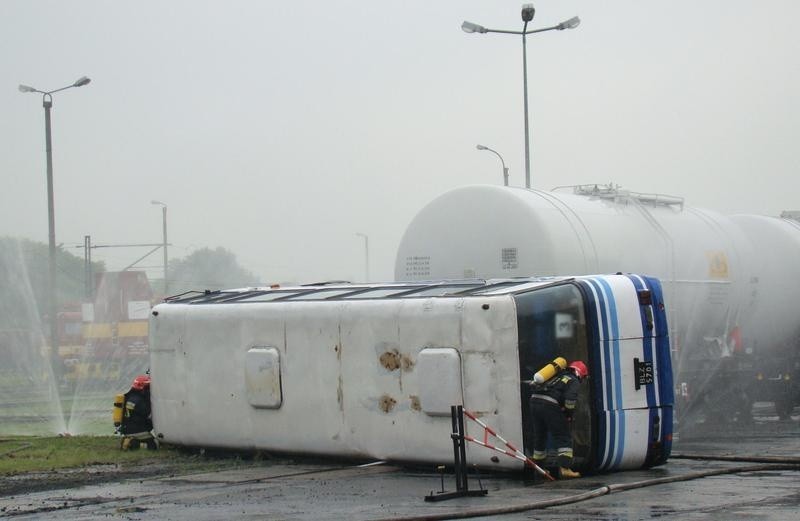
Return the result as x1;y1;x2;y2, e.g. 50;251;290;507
634;358;654;390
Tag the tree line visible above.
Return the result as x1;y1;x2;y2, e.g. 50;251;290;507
0;237;260;328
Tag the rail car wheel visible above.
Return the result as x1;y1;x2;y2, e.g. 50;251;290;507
696;383;753;424
735;393;754;424
774;397;794;420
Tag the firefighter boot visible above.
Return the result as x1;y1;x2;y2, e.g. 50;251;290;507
531;450;546;465
559;467;581;479
121;437;141;451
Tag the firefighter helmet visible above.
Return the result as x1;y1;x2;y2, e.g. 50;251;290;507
569;361;589;379
131;374;151;391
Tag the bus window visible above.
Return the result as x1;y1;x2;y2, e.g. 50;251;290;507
514;283;591;466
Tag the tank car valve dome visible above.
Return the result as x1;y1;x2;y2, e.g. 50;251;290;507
132;374;151;391
569;361;589;379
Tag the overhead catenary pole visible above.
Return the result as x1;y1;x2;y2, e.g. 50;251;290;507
74;241;170;274
462;6;580;189
19;76;91;366
151;200;169;295
84;235;93;298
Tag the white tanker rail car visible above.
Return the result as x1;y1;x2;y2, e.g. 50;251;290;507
149;275;673;473
394;185;800;424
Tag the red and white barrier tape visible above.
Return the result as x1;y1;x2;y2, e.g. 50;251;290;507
463;409;554;481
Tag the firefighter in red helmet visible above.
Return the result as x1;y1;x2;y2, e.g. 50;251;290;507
120;374;157;450
529;360;589;478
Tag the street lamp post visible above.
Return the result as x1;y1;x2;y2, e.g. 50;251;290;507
476;144;509;186
462;5;579;189
151;201;169;295
18;76;91;366
355;233;370;282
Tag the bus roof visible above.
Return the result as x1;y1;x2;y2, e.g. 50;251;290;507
163;276;580;305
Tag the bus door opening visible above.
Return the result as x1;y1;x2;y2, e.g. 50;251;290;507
514;284;592;469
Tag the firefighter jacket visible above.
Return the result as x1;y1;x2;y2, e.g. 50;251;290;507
122;389;153;434
530;370;581;413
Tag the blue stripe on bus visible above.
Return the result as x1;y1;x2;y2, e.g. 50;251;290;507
663;405;673;458
584;278;613;468
577;279;612;470
596;277;625;469
598;411;613;470
626;275;657;408
641;275;674;408
647;409;656;464
657;333;674;406
581;279;611;469
591;280;612;406
585;277;621;469
654;278;675;408
644;275;671;408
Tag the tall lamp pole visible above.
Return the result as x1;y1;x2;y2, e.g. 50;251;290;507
151;201;169;295
19;76;91;365
462;5;579;189
355;233;370;282
476;144;509;186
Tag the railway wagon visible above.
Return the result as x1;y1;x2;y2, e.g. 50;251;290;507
394;184;800;422
149;274;673;472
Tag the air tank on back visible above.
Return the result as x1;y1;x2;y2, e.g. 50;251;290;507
394;184;800;425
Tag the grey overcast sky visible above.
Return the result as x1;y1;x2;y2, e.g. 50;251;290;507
2;1;799;286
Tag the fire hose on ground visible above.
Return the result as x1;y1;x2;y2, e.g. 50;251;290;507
372;461;800;521
410;408;800;520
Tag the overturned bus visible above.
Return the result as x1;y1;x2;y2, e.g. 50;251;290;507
148;274;673;473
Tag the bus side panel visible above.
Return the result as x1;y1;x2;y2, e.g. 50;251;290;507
594;337;664;470
645;276;675;410
580;276;674;471
633;275;674;466
338;298;464;462
460;297;526;469
646;405;673;467
596;408;648;469
151;304;264;449
596;405;672;470
627;274;675;409
151;297;527;470
149;303;188;443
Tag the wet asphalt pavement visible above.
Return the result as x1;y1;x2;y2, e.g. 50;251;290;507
2;416;798;520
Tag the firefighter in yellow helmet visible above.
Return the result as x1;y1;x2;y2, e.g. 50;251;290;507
120;374;157;450
529;360;589;479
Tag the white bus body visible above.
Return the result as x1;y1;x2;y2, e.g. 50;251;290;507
149;275;672;472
